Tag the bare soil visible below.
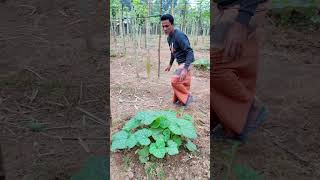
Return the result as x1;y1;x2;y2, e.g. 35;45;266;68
0;1;108;179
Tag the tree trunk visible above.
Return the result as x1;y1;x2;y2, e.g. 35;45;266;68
195;21;198;46
158;0;162;78
144;19;147;49
111;20;118;56
121;5;126;55
182;0;187;31
155;23;158;36
171;0;174;16
134;18;140;78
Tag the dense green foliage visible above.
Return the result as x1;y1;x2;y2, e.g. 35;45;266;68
192;58;209;71
111;110;198;163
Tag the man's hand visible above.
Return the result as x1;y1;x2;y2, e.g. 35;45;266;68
179;68;188;81
164;65;172;72
223;22;249;60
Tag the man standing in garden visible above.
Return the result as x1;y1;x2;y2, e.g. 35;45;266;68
211;0;271;142
161;14;195;108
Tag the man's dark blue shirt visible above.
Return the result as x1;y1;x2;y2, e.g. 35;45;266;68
167;28;194;70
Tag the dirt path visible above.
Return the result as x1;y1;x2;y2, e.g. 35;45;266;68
0;1;107;179
110;40;210;179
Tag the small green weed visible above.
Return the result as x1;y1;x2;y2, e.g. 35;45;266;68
215;141;263;180
192;59;210;71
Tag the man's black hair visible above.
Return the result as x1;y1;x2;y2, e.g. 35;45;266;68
160;14;174;25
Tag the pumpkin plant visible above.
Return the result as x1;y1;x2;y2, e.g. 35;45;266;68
111;110;198;163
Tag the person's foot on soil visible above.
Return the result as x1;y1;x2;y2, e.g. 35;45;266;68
183;95;194;109
174;100;183;106
238;98;268;142
212;97;268;143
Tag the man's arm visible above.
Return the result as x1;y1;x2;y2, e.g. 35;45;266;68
177;34;194;70
170;53;174;66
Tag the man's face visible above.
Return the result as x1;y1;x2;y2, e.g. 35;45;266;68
161;20;173;35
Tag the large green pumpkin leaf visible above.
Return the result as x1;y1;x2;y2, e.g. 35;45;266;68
134;128;152;145
172;135;182;147
176;119;197;139
185;139;197;152
155;137;166;148
126;133;137;149
159;118;170;128
134;111;164;125
168;121;182;135
166;140;179;155
161;111;177;119
163;129;171;142
111;131;129;151
149;143;166;159
150;116;162;128
111;139;127;151
123;117;141;131
151;128;164;141
112;130;128;140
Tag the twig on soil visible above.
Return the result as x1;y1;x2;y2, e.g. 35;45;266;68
78;81;83;105
81;115;86;126
46;101;65;107
17;103;36;111
1;107;28;114
78;137;90;153
75;106;106;126
38;151;55;158
134;95;144;101
80;99;100;105
64;19;84;28
58;10;69;17
24;66;44;80
0;121;28;130
199;119;206;125
87;86;106;102
40;132;108;141
198;108;207;116
0;36;23;41
263;128;311;167
17;5;37;15
29;89;39;103
63;96;71;106
44;126;79;131
30;35;50;43
3;126;16;136
118;98;137;103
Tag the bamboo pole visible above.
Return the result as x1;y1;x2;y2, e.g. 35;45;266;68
158;0;162;78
